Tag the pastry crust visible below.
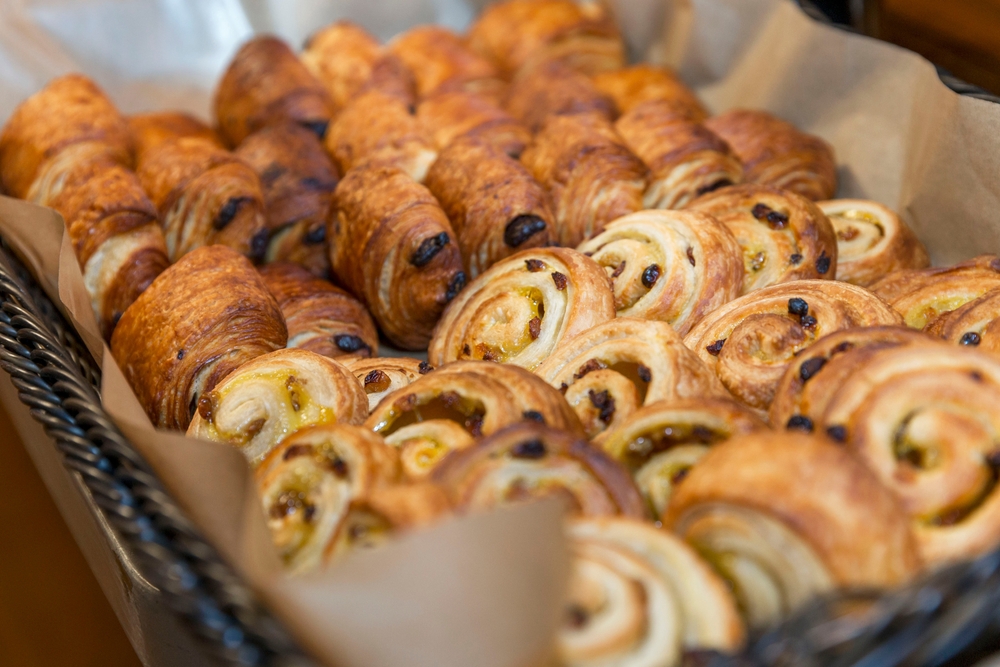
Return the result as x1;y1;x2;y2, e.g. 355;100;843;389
417;89;531;157
504;59;615;134
301;21;386;111
129;111;222;156
592;64;708;120
387;25;504;100
110;245;287;430
342;356;432;413
925;287;1000;355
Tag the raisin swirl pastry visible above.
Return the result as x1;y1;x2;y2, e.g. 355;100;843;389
576;210;744;336
110;245;287;430
600;398;767;519
705;110;837;202
682;280;903;410
504;59;615;134
560;517;744;666
425;135;552;278
300;21;384;111
665;432;921;628
417;89;531;158
522;113;648;247
342;357;432;413
925;288;1000;354
428;247;616;370
236;123;338;277
128;111;223;155
432;423;645;517
259;263;378;360
817;199;929;287
214;36;334;146
254;423;398;573
330;163;464;350
592;64;709;121
387;25;504;101
686;184;838;294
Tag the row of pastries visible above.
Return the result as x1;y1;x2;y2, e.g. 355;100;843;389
3;1;1000;665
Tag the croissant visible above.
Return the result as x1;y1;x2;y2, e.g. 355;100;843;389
110;245;287;430
665;431;921;629
817;199;929;287
255;423;399;573
342;356;433;413
432;423;646;518
560;517;744;666
425;135;552;278
387;25;504;100
504;59;615;134
214;36;334;147
925;288;1000;354
417;89;531;157
128;111;223;156
615;101;744;209
682;279;904;410
329;162;465;350
258;262;378;360
428;247;616;370
599;398;767;519
705;110;837;201
521;113;648;247
576;209;745;335
235;123;338;277
591;64;709;121
301;21;392;111
686;184;838;294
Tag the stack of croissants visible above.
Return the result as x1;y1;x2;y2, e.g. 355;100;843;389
3;0;1000;664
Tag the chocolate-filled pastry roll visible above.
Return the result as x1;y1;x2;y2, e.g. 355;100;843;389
818;199;928;287
236;123;338;277
466;0;625;76
417;90;531;157
667;433;920;628
592;64;709;121
560;517;744;666
300;21;384;111
871;255;1000;329
577;210;744;335
342;357;432;413
705;110;837;201
433;423;645;517
925;288;1000;354
504;59;615;134
387;25;504;100
599;398;767;519
214;36;334;147
425;135;552;278
259;263;378;360
683;280;903;410
536;319;726;442
129;111;222;156
429;247;616;369
0;74;132;199
255;423;398;573
616;101;744;209
330;163;464;349
687;184;838;294
110;245;287;430
522;113;647;247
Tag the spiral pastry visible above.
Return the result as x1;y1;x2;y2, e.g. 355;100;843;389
417;89;531;158
592;64;709;121
214;36;334;146
300;21;384;111
686;184;838;294
110;245;287;430
521;113;648;247
817;199;929;287
704;110;837;202
236;123;338;277
925;288;1000;354
560;517;744;666
665;431;921;628
254;423;398;573
432;423;645;517
682;280;903;410
342;356;432;413
428;247;616;370
128;111;222;156
330;162;464;350
258;263;378;360
870;255;1000;330
599;398;767;519
504;59;615;134
387;25;504;100
425;135;552;278
576;210;744;335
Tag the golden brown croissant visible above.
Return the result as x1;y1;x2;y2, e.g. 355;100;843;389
591;64;709;121
429;247;616;369
128;111;223;156
301;21;391;111
214;36;334;147
417;89;531;157
576;210;744;335
682;279;904;410
387;25;504;100
504;59;615;134
560;517;744;666
521;113;648;247
817;199;929;287
235;123;338;277
432;423;645;517
705;110;837;201
342;356;433;413
425;135;552;278
258;262;378;360
330;162;465;350
110;245;287;430
686;184;838;294
925;288;1000;354
665;431;921;628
